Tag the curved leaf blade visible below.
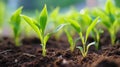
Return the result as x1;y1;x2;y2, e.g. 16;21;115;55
67;19;81;33
21;15;40;37
65;29;74;46
39;4;48;33
85;42;95;56
44;33;51;46
10;7;23;37
87;42;95;51
53;24;67;33
85;17;99;42
77;46;84;57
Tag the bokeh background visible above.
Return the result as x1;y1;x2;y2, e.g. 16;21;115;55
0;0;119;36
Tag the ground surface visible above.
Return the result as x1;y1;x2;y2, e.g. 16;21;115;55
0;32;120;67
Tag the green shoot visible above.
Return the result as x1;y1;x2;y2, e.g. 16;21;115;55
22;5;66;57
92;0;119;45
79;8;102;50
64;29;80;52
105;0;116;45
10;7;23;46
91;29;103;50
68;17;99;57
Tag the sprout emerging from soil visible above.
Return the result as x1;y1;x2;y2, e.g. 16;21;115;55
91;29;103;50
79;8;102;50
10;7;23;46
67;17;99;57
104;0;118;45
92;0;119;45
65;29;80;52
22;5;66;57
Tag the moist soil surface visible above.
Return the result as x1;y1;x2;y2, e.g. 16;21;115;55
0;32;120;67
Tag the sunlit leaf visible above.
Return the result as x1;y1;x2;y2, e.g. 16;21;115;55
53;24;67;33
50;7;59;19
87;42;95;51
105;0;115;14
65;29;74;46
22;15;40;37
85;17;99;42
77;46;84;57
10;7;23;37
44;33;51;45
67;19;81;33
85;42;95;55
39;4;48;33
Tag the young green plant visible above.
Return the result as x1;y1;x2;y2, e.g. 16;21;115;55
91;0;119;45
10;7;23;46
49;7;66;40
79;9;102;50
22;5;66;57
64;27;80;52
67;17;99;57
91;28;103;50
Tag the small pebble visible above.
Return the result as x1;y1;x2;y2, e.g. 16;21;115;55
15;59;18;63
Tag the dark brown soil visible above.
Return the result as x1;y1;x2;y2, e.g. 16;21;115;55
0;32;120;67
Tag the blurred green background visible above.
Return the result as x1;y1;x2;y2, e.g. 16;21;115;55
0;0;119;36
1;0;119;16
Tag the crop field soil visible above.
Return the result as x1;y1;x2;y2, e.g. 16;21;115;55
0;0;120;67
0;31;120;67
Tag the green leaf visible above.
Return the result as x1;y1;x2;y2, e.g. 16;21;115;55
65;29;74;46
87;42;95;51
53;24;67;33
43;24;66;46
85;42;95;55
67;19;81;33
39;4;48;33
50;7;59;19
85;17;99;42
10;7;23;37
11;7;23;23
44;33;52;46
109;14;115;23
77;46;84;57
105;0;115;14
93;8;112;28
21;15;40;37
102;21;112;28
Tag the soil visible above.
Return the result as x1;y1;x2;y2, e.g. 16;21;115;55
0;32;120;67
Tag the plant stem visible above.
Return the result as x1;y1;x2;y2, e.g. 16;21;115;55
95;43;99;50
109;30;115;46
42;44;46;57
70;44;75;52
41;33;47;57
79;33;86;53
15;36;20;46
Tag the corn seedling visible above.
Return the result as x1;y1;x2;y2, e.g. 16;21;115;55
91;29;103;50
22;5;66;56
91;0;119;45
79;8;92;32
79;9;102;50
67;17;99;57
10;7;23;46
64;28;80;52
